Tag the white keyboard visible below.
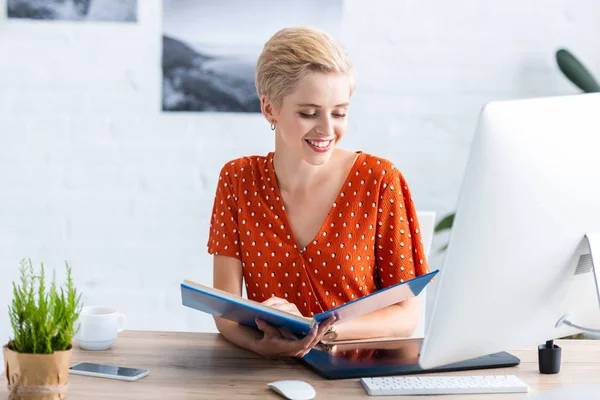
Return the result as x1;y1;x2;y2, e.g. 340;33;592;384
360;375;529;396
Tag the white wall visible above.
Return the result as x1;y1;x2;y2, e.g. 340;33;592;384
2;0;600;356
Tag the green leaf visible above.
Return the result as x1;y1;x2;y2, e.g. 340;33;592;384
434;213;455;233
556;49;600;93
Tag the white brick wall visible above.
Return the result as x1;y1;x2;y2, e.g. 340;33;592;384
1;0;600;357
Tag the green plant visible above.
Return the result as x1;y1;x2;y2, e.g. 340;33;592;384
8;259;82;354
433;213;454;253
434;48;599;252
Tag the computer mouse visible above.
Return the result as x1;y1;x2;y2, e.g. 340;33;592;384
267;380;316;400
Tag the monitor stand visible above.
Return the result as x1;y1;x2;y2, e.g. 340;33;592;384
539;232;600;374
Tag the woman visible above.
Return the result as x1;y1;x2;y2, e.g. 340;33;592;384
208;27;430;359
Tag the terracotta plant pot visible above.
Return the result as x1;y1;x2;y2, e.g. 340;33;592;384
3;343;72;400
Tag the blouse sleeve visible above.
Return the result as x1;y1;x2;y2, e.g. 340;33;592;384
375;166;430;289
207;164;242;260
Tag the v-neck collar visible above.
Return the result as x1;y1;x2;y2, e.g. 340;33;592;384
266;151;364;254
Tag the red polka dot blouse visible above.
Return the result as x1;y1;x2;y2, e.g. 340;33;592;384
207;151;430;317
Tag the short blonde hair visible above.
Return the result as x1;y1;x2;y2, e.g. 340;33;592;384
255;27;355;110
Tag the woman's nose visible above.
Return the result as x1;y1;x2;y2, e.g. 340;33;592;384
316;116;335;137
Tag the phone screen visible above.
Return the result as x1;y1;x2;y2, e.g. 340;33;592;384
70;362;147;377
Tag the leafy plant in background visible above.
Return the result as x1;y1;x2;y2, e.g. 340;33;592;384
434;48;600;253
434;213;454;253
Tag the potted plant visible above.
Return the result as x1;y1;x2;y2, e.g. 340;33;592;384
3;259;82;400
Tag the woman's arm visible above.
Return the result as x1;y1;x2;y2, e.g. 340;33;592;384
212;255;264;350
327;297;421;342
212;255;335;358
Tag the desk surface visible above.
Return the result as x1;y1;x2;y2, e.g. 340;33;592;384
2;331;599;399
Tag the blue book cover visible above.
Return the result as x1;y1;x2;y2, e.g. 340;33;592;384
181;270;438;336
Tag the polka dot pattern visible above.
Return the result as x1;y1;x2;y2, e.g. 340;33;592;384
207;152;430;317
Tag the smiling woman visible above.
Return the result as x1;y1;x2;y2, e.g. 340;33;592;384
207;27;430;360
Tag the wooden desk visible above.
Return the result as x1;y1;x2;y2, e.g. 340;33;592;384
2;331;599;399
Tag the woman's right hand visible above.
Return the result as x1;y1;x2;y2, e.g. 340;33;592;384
253;316;336;359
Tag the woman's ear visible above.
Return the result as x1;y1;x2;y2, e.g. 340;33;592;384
260;95;277;125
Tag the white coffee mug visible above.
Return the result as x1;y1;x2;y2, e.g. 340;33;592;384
75;306;127;351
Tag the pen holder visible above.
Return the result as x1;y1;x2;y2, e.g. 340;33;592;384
538;343;561;374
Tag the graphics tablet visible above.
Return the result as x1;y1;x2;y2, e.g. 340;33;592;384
300;338;520;380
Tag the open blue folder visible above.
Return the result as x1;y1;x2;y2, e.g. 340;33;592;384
181;270;438;336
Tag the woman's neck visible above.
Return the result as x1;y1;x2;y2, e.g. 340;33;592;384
273;137;333;193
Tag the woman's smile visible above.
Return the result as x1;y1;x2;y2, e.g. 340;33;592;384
305;138;335;153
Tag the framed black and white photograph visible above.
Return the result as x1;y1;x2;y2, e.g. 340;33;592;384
7;0;138;22
162;0;343;113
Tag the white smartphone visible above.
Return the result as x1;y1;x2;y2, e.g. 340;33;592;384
69;362;149;381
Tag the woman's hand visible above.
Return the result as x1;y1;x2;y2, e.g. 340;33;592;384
253;316;336;359
255;296;336;358
252;296;336;359
261;296;304;317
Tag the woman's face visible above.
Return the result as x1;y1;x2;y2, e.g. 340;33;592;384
266;72;351;166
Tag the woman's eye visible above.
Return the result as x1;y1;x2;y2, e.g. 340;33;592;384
300;112;346;118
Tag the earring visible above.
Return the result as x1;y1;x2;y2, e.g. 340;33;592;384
270;123;276;131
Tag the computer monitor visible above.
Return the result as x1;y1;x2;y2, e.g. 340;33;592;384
419;93;600;370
